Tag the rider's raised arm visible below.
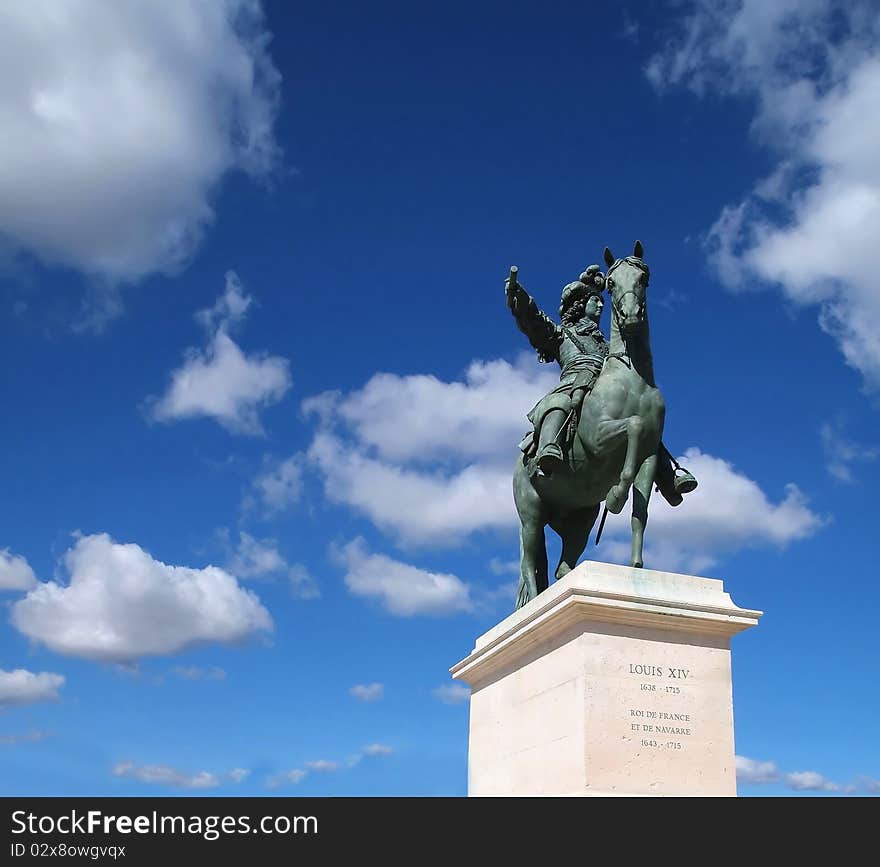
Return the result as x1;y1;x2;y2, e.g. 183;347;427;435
505;272;562;363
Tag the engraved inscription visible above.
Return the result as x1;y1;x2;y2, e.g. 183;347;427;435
626;661;694;751
628;664;689;680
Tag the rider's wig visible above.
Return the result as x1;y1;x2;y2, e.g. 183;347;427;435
559;265;605;320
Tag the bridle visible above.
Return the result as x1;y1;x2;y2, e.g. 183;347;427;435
606;256;649;335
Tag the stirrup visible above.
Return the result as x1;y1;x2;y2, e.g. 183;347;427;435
674;468;698;494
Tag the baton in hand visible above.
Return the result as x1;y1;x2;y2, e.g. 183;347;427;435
506;266;520;309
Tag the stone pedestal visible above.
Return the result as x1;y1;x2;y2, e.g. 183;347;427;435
450;560;761;796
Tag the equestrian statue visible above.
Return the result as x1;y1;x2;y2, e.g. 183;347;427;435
506;240;697;610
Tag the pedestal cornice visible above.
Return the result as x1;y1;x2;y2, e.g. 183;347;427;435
451;560;761;687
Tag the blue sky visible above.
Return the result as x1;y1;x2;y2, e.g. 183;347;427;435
1;0;879;797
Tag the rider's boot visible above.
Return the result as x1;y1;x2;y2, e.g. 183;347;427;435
535;409;567;476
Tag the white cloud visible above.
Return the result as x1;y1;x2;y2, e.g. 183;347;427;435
113;761;246;789
820;420;878;483
648;1;880;388
737;754;859;792
220;529;319;598
172;666;226;681
0;669;65;709
336;538;473;617
229;531;286;578
361;743;393;756
488;558;519;576
306;358;558;464
304;759;338;772
311;431;515;546
349;683;384;702
600;448;823;574
735;755;779;784
251;454;304;511
432;683;470;705
150;272;291;434
196;272;253;332
11;532;272;663
304;357;551;545
0;1;280;296
0;549;37;591
265;743;392;788
785;770;851;793
287;563;320;600
0;730;51;745
152;330;290;433
266;768;307;789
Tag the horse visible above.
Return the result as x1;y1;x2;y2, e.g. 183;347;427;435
512;240;665;610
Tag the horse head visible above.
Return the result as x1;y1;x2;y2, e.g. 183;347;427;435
603;240;650;336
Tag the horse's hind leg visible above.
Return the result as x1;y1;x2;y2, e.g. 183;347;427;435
515;514;549;610
513;468;549;610
550;505;600;581
630;454;657;568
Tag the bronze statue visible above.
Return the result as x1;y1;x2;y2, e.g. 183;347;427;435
506;241;697;610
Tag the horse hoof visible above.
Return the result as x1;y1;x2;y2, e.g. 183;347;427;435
631;561;643;569
515;584;536;610
606;487;626;514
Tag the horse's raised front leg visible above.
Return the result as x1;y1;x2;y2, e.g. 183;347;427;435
598;414;643;514
630;453;657;568
550;505;600;581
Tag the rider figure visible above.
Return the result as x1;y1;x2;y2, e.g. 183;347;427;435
506;265;697;505
507;265;608;476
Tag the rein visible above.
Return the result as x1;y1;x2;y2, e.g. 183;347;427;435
606;257;649;348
